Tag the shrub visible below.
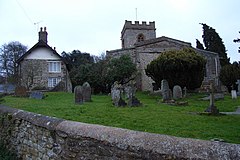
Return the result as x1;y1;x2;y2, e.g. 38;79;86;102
220;63;240;92
145;48;206;90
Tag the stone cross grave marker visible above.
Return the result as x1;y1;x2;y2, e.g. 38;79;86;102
82;82;91;102
205;81;219;114
74;85;83;104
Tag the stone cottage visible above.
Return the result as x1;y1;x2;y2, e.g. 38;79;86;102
17;27;72;92
107;20;221;91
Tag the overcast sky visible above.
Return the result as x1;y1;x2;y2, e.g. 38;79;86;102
1;0;240;62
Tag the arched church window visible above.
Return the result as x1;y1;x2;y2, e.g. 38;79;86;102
137;34;145;42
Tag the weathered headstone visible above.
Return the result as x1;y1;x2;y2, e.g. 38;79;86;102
161;79;171;102
124;85;132;99
74;85;83;104
82;82;91;102
111;82;121;106
173;85;182;100
15;86;28;97
111;82;127;107
29;91;44;99
231;90;237;99
236;80;240;96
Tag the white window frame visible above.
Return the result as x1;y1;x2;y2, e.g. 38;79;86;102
48;61;61;73
48;77;61;88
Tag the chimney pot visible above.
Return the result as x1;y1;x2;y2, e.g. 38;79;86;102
38;26;48;43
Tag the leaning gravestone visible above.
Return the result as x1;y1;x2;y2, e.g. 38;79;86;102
161;79;171;102
173;85;182;100
15;86;28;97
82;82;91;102
29;91;44;99
74;85;83;104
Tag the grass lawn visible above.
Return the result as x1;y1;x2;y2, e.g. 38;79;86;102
2;92;240;144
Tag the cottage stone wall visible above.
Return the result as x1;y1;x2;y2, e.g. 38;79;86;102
19;59;72;92
0;105;239;160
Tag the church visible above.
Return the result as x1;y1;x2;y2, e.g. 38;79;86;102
107;20;221;91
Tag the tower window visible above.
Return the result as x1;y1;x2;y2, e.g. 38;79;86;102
137;34;145;42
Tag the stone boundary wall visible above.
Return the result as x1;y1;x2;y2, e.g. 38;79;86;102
0;105;239;160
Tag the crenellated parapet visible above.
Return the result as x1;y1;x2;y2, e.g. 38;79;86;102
121;20;155;35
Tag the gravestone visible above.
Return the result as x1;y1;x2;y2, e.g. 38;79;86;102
50;81;65;92
236;80;240;96
111;82;121;106
15;86;28;97
161;79;171;102
29;91;44;99
205;82;219;115
111;82;126;107
74;85;83;104
124;80;136;99
124;85;132;99
82;82;91;102
173;85;182;100
231;90;237;99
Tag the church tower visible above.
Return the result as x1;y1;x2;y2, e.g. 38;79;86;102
121;20;156;48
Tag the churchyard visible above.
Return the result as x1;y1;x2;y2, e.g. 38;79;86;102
1;91;240;144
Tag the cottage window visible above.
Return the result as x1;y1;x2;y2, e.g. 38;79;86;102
48;61;61;72
48;77;61;88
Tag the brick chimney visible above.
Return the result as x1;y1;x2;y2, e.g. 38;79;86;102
38;27;48;43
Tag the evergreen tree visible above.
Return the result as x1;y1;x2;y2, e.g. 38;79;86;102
145;48;206;90
200;23;230;66
233;31;240;53
196;39;204;49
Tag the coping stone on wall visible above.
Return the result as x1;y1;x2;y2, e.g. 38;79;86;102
0;105;19;114
56;121;240;160
0;105;64;131
15;111;64;131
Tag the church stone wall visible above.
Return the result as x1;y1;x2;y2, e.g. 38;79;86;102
122;29;156;48
121;21;156;48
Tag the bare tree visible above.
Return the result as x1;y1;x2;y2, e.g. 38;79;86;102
0;41;27;84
